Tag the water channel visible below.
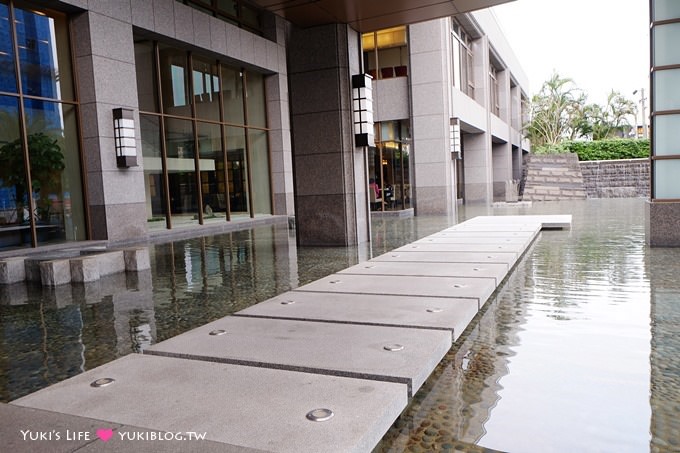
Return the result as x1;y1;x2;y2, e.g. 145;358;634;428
0;198;677;452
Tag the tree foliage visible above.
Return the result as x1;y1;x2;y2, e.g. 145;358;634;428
525;73;589;147
0;132;65;221
525;73;638;146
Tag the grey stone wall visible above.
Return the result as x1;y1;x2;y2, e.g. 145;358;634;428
522;153;587;201
579;159;650;198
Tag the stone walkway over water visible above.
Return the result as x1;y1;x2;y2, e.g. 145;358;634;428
5;215;570;452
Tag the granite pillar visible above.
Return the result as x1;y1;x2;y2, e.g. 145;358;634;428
646;201;680;247
288;24;368;246
71;11;147;243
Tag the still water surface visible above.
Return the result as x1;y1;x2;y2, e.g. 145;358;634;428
0;199;678;452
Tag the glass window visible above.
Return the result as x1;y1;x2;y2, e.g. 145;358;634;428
654;23;680;67
246;70;266;127
370;120;411;212
225;126;249;215
140;114;167;224
159;45;191;117
654;159;680;199
136;42;272;225
217;0;237;17
134;40;159;112
198;121;228;221
15;7;74;101
165;117;198;223
0;2;17;93
654;69;680;111
0;96;29;247
362;27;408;81
0;4;83;250
489;65;500;116
192;56;220;120
240;4;260;30
654;114;680;156
248;128;270;214
23;100;85;244
221;64;244;124
654;0;680;21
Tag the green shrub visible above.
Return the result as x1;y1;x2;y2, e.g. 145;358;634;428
534;139;649;161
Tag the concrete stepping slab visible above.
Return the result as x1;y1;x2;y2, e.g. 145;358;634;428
465;214;571;229
414;235;532;245
338;261;508;285
296;273;497;303
447;223;541;232
371;250;517;268
393;242;524;255
0;403;259;453
429;230;537;238
145;316;451;395
235;291;479;340
13;354;408;453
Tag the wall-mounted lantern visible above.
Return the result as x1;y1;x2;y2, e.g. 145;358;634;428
113;108;137;167
351;73;374;147
450;118;461;160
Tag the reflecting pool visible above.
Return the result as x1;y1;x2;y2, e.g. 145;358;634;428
1;198;678;452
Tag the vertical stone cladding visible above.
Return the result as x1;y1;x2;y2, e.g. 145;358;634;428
579;159;650;198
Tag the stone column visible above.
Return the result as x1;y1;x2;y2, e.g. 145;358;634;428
288;24;368;246
409;19;455;215
463;132;493;203
71;9;147;243
492;142;512;201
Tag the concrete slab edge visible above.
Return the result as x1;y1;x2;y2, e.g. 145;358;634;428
143;349;416;397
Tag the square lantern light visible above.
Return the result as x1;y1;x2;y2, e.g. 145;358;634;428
352;73;375;147
113;108;137;167
450;119;461;160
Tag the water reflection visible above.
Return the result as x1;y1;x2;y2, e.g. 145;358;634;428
1;199;678;452
377;199;665;452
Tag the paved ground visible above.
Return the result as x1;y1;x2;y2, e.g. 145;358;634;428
7;215;570;452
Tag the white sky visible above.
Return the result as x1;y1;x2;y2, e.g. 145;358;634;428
491;0;650;106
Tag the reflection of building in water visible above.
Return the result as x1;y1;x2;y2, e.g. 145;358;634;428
147;223;299;338
648;249;680;452
377;261;530;450
0;271;155;402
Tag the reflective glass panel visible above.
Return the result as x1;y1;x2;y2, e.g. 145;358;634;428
0;2;17;93
135;40;159;112
140;114;167;226
165;117;198;223
248;128;270;214
192;56;220;121
15;6;74;100
653;114;680;156
653;69;680;111
198;121;227;221
655;159;680;199
221;64;244;125
246;70;267;127
159;45;191;117
654;23;680;67
240;4;260;30
0;96;29;249
217;0;237;17
654;0;680;21
225;126;249;215
23;100;85;244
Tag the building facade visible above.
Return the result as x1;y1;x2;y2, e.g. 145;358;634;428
0;0;521;253
365;11;529;216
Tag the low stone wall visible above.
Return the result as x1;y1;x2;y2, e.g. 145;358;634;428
579;158;649;198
